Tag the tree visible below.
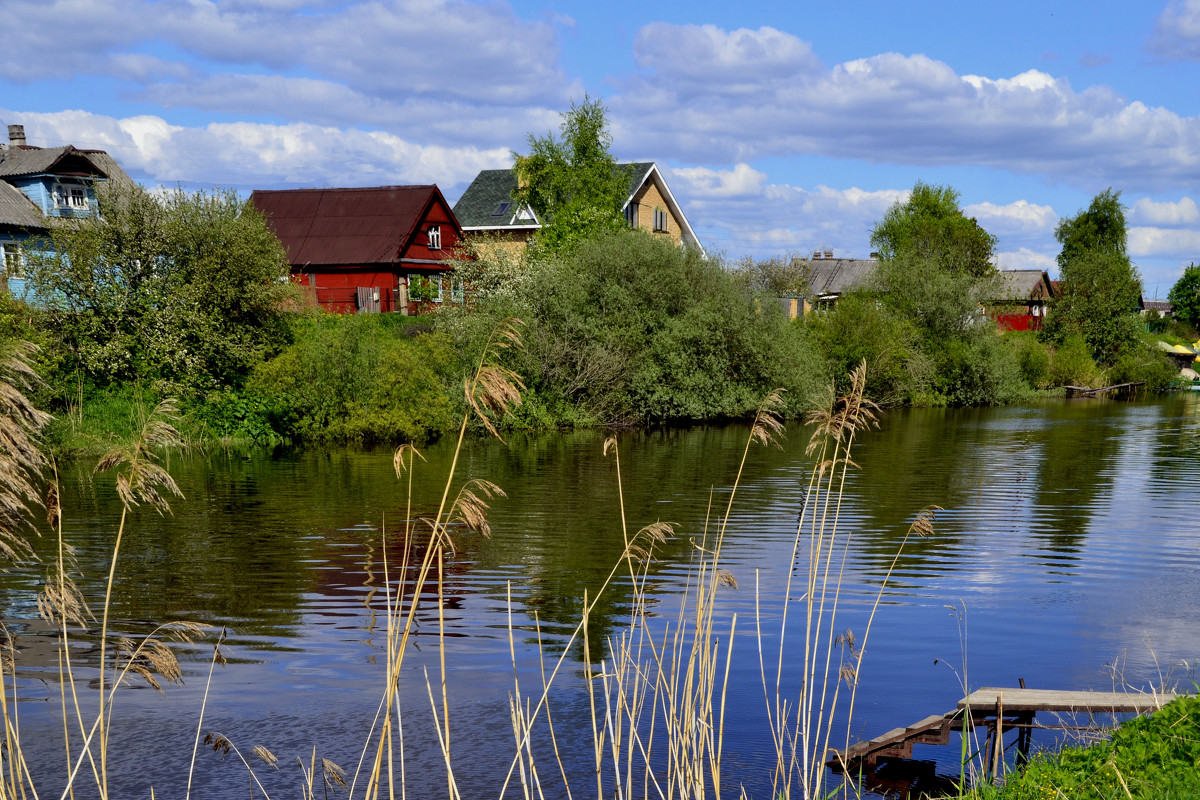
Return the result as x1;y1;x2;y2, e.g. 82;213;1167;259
29;183;296;392
511;95;630;254
870;182;996;278
1044;189;1143;363
870;182;999;340
1168;263;1200;331
733;253;812;297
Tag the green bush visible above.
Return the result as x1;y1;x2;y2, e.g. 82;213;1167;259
930;331;1027;406
1049;334;1103;387
805;292;925;404
454;230;827;426
1007;331;1053;389
250;314;461;443
1108;344;1180;392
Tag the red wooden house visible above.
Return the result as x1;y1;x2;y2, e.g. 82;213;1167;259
250;185;465;314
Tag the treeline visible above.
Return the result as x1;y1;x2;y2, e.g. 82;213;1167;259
9;95;1193;452
7;176;1190;455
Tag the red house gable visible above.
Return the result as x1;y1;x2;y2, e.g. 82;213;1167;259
250;185;465;313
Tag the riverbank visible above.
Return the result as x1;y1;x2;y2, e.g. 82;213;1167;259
952;694;1200;800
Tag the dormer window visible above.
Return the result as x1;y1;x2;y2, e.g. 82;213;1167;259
54;184;88;211
427;225;441;250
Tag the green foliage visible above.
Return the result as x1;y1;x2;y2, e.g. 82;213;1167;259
1044;189;1143;364
249;314;461;443
929;330;1027;406
512;95;630;255
733;253;812;297
28;182;296;394
870;182;996;278
804;292;926;404
1007;331;1053;389
1167;263;1200;330
1048;334;1103;387
457;229;826;425
1108;342;1180;392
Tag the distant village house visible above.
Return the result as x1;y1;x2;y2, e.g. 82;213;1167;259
250;185;464;315
453;161;704;255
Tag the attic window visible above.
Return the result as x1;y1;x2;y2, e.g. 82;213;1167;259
653;208;669;233
491;202;512;217
54;184;87;210
427;225;442;250
625;203;638;228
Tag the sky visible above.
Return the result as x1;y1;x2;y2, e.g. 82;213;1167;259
3;0;1200;294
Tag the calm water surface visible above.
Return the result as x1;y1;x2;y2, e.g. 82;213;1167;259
6;394;1200;798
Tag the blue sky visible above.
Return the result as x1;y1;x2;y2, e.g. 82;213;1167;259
3;0;1200;294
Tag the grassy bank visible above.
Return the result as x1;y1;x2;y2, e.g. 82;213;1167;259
953;693;1200;800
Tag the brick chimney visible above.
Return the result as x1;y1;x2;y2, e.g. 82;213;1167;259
7;124;26;147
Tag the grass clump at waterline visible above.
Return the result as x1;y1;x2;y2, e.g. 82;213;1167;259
5;326;934;800
952;694;1200;800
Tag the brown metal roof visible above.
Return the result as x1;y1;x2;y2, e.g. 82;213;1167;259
250;186;450;266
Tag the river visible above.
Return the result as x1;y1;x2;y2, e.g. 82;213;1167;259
5;393;1200;799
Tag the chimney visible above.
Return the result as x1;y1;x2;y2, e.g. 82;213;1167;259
812;250;822;260
7;125;26;147
824;249;833;260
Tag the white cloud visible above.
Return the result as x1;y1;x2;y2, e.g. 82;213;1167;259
1148;0;1200;61
0;0;573;109
1128;197;1200;226
965;200;1058;238
614;24;1200;193
3;108;509;189
994;248;1056;271
1128;226;1200;257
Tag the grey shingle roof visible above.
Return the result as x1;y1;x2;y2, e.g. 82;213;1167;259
0;145;109;179
452;169;536;228
809;259;878;296
996;269;1050;301
0;181;45;230
80;150;134;187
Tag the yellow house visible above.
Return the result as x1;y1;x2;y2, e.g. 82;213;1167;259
452;161;704;255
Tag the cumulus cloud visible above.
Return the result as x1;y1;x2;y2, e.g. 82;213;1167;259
1128;225;1200;257
614;24;1200;193
1149;0;1200;61
965;200;1058;238
1128;197;1200;226
665;164;902;257
3;108;510;190
995;248;1056;271
0;0;572;109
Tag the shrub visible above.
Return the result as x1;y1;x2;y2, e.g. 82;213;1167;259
250;314;461;442
1048;334;1102;387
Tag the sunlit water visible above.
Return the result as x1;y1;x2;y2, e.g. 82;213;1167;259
5;393;1200;798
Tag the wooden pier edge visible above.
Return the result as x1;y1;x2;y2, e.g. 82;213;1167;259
828;687;1180;774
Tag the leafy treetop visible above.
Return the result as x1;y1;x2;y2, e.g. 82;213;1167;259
870;182;996;278
511;95;630;255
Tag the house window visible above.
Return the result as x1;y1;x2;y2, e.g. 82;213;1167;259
450;276;464;303
625;203;639;228
427;225;442;250
408;273;443;303
1;244;24;278
54;184;88;211
653;208;669;233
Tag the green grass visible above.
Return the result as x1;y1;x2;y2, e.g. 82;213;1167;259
954;694;1200;800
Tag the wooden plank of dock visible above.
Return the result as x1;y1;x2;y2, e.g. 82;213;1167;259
960;687;1176;715
828;687;1178;773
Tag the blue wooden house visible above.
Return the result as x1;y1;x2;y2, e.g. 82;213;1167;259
0;124;132;297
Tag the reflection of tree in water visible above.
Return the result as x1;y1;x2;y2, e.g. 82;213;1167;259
1027;402;1126;556
460;424;799;661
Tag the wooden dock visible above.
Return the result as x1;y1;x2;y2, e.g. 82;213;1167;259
1064;381;1145;398
828;687;1178;774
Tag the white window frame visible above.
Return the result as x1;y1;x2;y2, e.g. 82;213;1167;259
1;243;24;278
427;225;442;250
653;207;669;233
54;183;88;211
